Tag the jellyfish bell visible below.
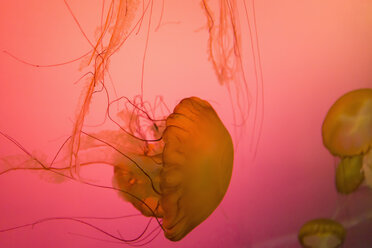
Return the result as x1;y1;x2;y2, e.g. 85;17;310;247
322;88;372;194
298;218;346;248
160;96;234;241
113;96;234;241
322;88;372;157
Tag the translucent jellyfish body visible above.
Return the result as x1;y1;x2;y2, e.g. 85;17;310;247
298;219;346;248
363;147;372;188
113;97;234;241
322;88;372;194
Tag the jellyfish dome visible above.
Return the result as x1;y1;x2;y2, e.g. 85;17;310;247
113;96;234;241
322;88;372;157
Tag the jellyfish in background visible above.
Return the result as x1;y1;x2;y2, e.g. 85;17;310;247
298;219;346;248
322;88;372;194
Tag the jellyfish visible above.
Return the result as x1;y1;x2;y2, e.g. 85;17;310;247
0;96;233;243
322;88;372;194
55;1;250;240
113;96;234;241
298;218;346;248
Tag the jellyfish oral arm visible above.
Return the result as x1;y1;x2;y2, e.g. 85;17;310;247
113;154;163;218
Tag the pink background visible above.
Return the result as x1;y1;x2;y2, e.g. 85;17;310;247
0;0;372;247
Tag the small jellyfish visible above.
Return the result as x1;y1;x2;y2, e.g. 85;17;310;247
298;218;346;248
322;88;372;194
113;96;234;241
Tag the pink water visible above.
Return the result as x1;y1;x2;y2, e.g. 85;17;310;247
0;1;372;247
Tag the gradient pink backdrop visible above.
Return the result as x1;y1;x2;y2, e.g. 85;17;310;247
0;0;372;247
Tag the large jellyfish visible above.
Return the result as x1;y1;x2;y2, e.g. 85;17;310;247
0;96;233;243
113;97;233;241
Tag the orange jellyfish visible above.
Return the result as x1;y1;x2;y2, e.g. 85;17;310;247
57;1;253;240
298;218;346;248
113;96;234;241
322;88;372;194
0;96;233;243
